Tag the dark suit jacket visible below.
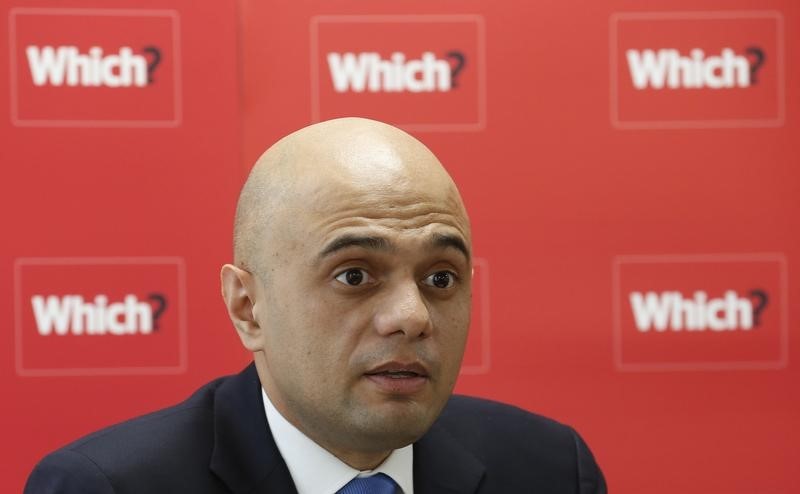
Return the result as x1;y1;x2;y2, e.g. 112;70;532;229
25;364;606;493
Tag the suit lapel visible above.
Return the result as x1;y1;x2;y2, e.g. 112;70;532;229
209;364;484;494
209;363;297;494
413;421;485;494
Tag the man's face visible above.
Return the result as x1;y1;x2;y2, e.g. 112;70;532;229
252;164;472;457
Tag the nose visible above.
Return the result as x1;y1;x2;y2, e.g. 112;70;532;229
373;279;432;339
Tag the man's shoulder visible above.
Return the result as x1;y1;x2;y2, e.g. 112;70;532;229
440;394;573;438
65;374;227;455
429;394;606;493
25;374;234;494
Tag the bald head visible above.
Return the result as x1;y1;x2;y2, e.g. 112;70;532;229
223;118;474;468
233;117;469;276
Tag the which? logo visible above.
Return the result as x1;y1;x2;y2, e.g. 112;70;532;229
30;293;167;336
25;45;162;88
610;11;784;128
311;15;485;131
14;258;186;376
10;8;180;127
613;254;787;371
327;51;464;93
626;47;765;90
629;289;768;332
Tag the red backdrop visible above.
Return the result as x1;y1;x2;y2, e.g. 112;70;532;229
3;0;798;492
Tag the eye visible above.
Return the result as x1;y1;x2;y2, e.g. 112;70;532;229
334;268;373;286
423;271;457;289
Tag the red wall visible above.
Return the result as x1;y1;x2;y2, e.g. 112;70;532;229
3;0;799;492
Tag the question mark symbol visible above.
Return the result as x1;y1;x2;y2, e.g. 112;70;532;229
744;46;765;85
445;51;466;88
147;293;168;330
749;289;768;326
143;46;162;84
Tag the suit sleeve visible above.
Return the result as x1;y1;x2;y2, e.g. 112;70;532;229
24;449;116;494
570;428;607;494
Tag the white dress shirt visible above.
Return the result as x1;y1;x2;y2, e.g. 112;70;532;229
262;388;414;494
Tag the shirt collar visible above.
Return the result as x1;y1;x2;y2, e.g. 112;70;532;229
262;388;414;494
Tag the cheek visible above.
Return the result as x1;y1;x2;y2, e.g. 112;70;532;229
434;296;472;356
443;292;471;331
288;295;365;369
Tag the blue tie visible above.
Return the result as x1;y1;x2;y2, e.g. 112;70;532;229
336;473;399;494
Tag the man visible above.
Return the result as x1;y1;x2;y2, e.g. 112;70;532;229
25;118;606;493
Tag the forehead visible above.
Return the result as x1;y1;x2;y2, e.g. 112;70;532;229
269;166;470;261
306;179;470;252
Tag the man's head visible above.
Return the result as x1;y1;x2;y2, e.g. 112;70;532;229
221;117;472;469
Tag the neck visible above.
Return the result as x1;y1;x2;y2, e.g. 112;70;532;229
253;355;394;471
329;448;392;471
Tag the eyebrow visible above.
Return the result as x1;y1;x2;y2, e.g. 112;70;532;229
430;233;471;261
319;235;391;259
318;232;470;261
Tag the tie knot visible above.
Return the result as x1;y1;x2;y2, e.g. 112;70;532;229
337;473;399;494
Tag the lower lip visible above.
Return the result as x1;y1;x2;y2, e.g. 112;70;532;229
364;374;428;395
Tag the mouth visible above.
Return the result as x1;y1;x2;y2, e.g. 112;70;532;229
367;371;423;379
364;361;429;378
363;361;430;395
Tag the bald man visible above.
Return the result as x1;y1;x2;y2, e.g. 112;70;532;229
25;118;606;494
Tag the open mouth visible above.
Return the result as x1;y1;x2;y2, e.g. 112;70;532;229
364;361;429;378
364;362;430;394
366;370;424;379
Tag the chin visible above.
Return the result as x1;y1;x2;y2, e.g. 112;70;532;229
359;423;428;452
354;408;437;450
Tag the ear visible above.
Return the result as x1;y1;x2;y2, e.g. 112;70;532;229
221;264;264;352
